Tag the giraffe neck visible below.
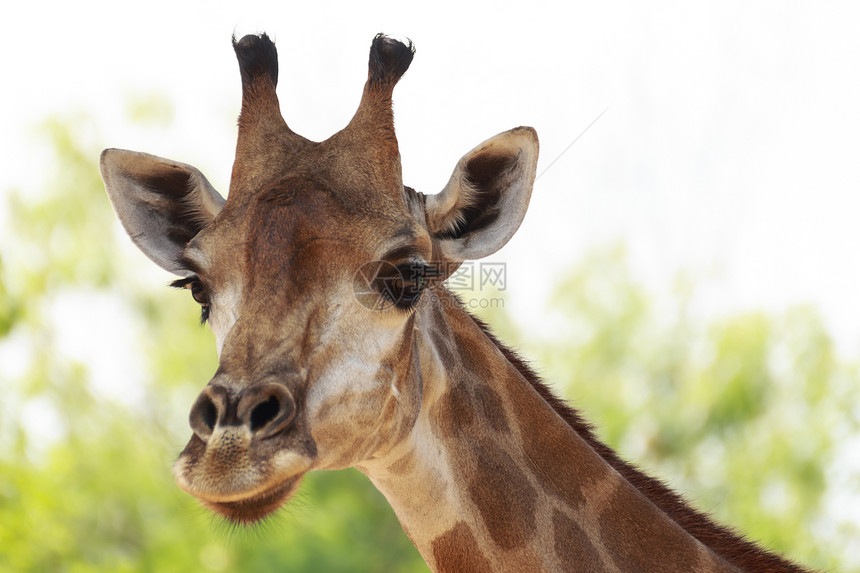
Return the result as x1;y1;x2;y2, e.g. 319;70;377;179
359;290;735;572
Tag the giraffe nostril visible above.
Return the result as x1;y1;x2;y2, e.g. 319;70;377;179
189;389;223;443
239;383;297;440
200;397;217;431
250;395;280;432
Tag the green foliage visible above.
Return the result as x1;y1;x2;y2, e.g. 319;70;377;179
1;115;856;572
125;92;174;128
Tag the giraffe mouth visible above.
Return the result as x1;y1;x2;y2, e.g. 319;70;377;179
199;475;304;524
173;431;317;524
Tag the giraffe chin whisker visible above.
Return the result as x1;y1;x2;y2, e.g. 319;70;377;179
199;475;304;525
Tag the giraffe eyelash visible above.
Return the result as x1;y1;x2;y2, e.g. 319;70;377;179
170;276;212;324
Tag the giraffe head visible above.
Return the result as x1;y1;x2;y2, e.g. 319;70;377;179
100;33;538;524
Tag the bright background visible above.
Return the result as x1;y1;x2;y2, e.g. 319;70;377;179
1;1;859;571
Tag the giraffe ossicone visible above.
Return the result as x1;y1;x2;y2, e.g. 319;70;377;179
101;32;811;572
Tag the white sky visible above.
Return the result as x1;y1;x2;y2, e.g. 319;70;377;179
4;1;860;355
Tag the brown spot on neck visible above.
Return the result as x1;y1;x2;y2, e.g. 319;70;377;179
474;384;510;434
431;382;475;440
431;522;493;573
598;482;702;571
552;510;603;571
467;441;537;551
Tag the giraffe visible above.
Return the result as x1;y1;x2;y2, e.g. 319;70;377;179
99;33;811;572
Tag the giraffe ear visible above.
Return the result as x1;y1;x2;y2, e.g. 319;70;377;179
425;127;538;262
100;149;226;276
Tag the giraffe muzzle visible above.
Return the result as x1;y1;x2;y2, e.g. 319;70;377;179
189;381;297;444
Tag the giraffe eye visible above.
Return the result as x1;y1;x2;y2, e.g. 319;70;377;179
392;263;426;307
189;281;209;306
188;281;211;323
374;261;429;310
171;277;211;323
